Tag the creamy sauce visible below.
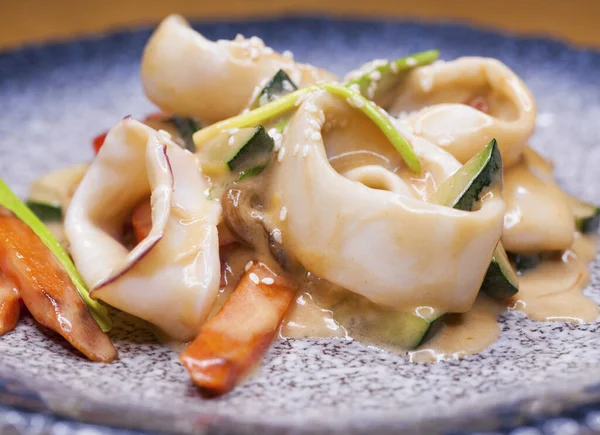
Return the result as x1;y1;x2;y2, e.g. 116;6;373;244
409;296;503;363
509;237;599;323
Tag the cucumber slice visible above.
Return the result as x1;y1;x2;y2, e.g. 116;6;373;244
567;195;600;234
429;139;502;211
26;201;62;222
166;116;201;153
333;296;442;350
345;50;440;102
480;243;519;299
197;126;274;177
511;253;543;273
0;177;112;332
430;139;519;299
255;69;298;107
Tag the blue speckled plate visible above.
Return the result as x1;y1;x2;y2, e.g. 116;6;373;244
1;17;600;435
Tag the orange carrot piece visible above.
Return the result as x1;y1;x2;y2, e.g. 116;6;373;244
180;263;296;395
0;272;20;336
0;207;117;362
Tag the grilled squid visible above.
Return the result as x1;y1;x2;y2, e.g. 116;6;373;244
265;92;506;313
65;119;221;340
141;15;337;124
390;57;536;167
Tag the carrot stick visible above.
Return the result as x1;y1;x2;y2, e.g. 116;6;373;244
0;271;20;336
180;262;296;395
0;207;117;362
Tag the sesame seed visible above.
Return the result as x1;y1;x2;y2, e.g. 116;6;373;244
390;62;399;73
367;82;376;99
250;36;264;47
421;76;433;92
348;83;360;93
277;146;286;162
279;206;288;221
282;81;295;92
305;103;318;113
272;229;283;244
268;127;278;137
309;119;320;129
263;47;274;55
249;273;260;284
228;135;235;146
228;128;239;135
301;144;310;157
351;95;364;108
250;47;260;60
293;143;301;156
346;97;356;108
438;136;451;146
405;57;418;67
244;260;254;271
261;277;275;285
234;33;245;42
317;110;326;123
369;70;382;80
282;50;294;60
310;131;321;141
158;129;172;140
413;119;423;134
273;136;282;152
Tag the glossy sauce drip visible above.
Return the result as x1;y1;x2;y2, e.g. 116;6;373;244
508;234;599;323
409;296;503;363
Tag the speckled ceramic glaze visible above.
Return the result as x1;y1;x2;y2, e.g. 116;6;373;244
2;17;600;435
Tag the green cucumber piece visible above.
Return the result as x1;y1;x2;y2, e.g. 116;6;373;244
166;116;201;153
567;195;600;234
429;139;502;210
333;296;442;350
227;126;274;173
0;178;112;332
255;69;298;108
511;253;543;273
430;139;518;299
480;243;519;299
26;201;62;222
345;50;440;101
197;126;274;177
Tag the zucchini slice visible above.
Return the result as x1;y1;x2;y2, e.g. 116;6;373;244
197;126;274;177
25;202;62;222
255;69;298;107
168;116;201;153
429;139;502;210
0;177;112;331
430;139;519;299
480;243;520;299
567;195;600;234
333;296;442;350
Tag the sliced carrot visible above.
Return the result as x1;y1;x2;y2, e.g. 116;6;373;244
0;207;117;362
180;263;296;395
0;271;20;336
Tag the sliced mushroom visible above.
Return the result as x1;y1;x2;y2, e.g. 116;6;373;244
141;15;337;124
65;119;221;340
